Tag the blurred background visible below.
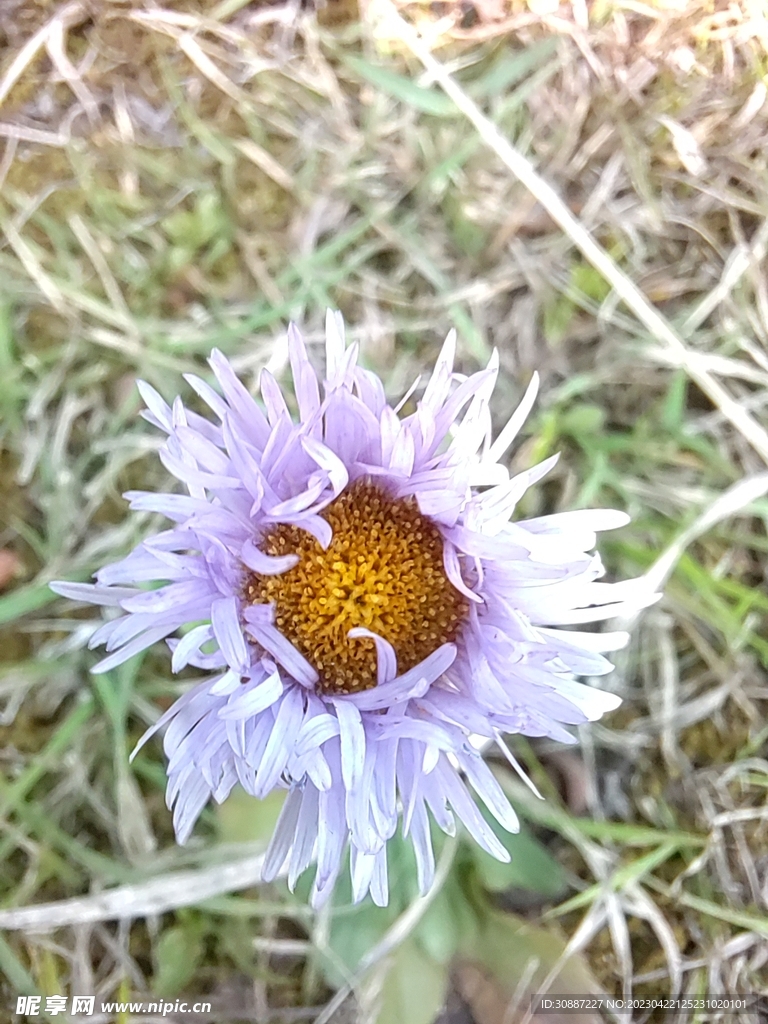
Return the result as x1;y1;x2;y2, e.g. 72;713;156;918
1;1;767;1021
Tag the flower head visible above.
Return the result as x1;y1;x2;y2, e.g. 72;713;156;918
53;312;654;907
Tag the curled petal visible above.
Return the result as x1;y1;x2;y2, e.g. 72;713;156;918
347;627;397;685
241;539;299;576
349;643;457;711
301;435;349;494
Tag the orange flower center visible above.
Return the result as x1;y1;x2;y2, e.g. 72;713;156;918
245;480;468;694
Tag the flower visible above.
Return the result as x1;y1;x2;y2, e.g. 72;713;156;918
52;312;654;907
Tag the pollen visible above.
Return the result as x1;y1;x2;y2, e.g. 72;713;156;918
244;480;468;695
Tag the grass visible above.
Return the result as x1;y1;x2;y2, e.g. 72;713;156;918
1;0;768;1021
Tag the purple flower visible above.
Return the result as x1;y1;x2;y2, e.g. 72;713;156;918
52;312;655;907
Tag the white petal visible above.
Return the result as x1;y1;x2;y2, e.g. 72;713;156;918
485;371;539;465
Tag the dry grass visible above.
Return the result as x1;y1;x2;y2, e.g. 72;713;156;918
1;0;768;1021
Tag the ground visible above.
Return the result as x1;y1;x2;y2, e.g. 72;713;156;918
0;1;767;1022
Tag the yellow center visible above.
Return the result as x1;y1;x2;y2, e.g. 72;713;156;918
244;480;468;694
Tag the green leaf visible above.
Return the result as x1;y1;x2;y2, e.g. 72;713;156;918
0;932;41;997
671;889;768;938
344;56;456;116
543;840;683;921
470;806;566;897
219;917;261;976
471;831;563;896
153;923;205;997
162;191;230;251
323;900;399;989
543;293;576;346
559;403;607;438
472;909;601;998
369;937;448;1024
0;581;61;627
442;192;487;257
416;888;461;966
571;261;612;304
216;786;286;846
661;369;688;432
469;39;559;99
416;872;480;964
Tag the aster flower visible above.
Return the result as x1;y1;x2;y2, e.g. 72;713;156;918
52;312;654;908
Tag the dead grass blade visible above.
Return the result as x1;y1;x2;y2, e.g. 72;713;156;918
0;850;271;931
